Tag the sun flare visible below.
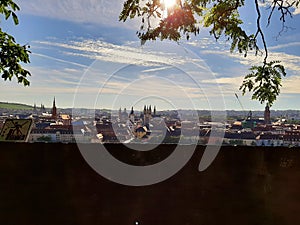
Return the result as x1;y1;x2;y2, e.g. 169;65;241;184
161;0;177;9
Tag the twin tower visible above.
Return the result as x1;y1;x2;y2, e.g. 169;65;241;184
126;105;157;126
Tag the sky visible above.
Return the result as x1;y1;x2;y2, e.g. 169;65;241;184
0;0;300;111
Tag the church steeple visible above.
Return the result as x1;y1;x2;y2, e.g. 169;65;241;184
130;106;134;115
129;106;135;122
52;97;57;119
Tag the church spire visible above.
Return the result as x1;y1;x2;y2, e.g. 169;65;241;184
52;97;57;119
53;97;56;108
130;106;134;115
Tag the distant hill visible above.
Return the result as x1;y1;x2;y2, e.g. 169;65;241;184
0;102;33;110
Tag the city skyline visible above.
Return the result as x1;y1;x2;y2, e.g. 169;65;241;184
0;0;300;110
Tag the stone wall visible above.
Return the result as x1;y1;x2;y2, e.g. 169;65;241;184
0;143;299;225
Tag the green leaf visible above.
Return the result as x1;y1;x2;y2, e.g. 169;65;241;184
5;10;11;19
12;12;18;25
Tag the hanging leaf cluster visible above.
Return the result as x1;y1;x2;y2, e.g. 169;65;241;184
0;0;31;86
239;61;286;107
119;0;258;58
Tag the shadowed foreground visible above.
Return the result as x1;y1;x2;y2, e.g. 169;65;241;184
0;143;299;225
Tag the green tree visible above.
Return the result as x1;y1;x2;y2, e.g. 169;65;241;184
239;60;286;109
0;0;31;86
119;0;299;108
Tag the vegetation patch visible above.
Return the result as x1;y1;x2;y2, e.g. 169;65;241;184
0;102;33;110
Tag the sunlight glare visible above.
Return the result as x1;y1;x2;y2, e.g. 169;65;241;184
162;0;177;9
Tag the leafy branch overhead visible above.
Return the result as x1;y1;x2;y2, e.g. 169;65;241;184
120;0;298;58
239;61;286;107
0;0;31;86
120;0;299;107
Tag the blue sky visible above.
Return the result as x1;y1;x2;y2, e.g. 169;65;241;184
1;0;300;111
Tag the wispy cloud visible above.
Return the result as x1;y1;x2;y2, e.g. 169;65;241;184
141;66;174;73
34;39;201;67
17;0;140;28
269;42;300;51
282;75;300;93
202;74;300;95
185;37;229;51
202;47;300;74
32;53;88;68
25;65;83;87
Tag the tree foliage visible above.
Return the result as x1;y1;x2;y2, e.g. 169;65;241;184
120;0;299;107
0;0;31;86
239;61;286;107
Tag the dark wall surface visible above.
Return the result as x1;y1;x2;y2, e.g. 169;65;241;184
0;143;299;225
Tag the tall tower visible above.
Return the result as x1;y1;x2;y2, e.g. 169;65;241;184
264;105;271;124
144;105;152;127
129;106;135;122
52;97;57;119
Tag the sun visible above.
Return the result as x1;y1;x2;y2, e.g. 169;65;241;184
161;0;177;10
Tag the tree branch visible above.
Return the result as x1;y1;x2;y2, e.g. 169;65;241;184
254;0;268;65
267;0;297;39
